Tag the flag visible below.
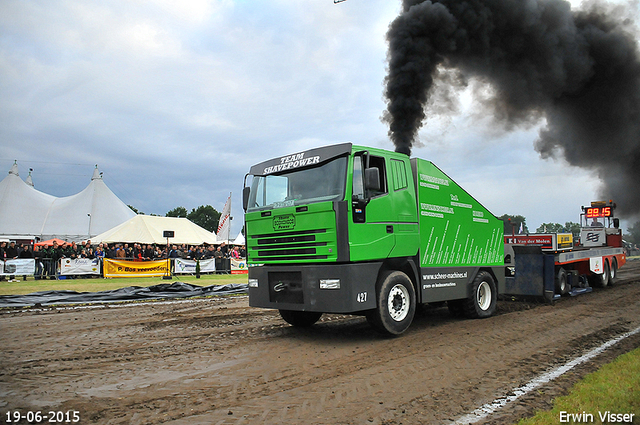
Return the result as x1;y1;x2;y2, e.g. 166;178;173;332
518;222;524;234
217;194;231;239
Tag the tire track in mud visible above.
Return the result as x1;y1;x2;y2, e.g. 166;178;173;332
1;262;640;424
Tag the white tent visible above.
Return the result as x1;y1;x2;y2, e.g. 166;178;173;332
94;215;218;245
232;231;245;246
0;163;136;242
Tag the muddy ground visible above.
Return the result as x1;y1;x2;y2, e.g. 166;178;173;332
2;261;640;425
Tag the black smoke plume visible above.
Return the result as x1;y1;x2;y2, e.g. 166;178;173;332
384;0;640;218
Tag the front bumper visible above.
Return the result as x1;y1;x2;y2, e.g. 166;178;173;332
248;262;381;313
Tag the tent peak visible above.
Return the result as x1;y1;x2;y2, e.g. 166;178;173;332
91;165;103;181
26;170;34;187
9;160;18;176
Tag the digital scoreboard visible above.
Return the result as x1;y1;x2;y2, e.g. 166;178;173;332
585;206;613;218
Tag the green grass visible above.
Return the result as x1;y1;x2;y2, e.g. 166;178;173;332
0;273;248;296
518;347;640;424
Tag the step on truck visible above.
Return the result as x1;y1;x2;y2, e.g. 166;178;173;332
242;143;506;335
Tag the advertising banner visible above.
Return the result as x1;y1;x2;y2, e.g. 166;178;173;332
60;258;101;276
174;258;216;274
231;258;248;274
1;259;35;276
103;259;169;278
416;159;503;268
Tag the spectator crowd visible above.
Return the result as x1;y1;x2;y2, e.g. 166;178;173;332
0;240;247;281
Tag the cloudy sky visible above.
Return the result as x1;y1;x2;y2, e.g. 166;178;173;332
1;0;637;237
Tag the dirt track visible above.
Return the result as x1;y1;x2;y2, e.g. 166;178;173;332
2;261;640;425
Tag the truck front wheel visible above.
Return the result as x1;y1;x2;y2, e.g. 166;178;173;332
279;310;322;327
463;271;497;319
366;271;416;335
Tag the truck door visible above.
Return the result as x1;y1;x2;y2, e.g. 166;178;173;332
349;154;396;262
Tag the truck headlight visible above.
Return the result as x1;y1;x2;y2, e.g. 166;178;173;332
248;278;259;288
319;279;340;289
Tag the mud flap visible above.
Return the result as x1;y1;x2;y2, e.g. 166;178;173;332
503;246;555;302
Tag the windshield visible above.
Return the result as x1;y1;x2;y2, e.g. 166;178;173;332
247;156;347;211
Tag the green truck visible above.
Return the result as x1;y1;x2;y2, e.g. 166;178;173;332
242;143;505;335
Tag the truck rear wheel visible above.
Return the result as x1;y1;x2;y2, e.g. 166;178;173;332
279;310;322;327
366;270;416;335
463;271;497;319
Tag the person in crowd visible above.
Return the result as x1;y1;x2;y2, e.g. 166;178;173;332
154;246;165;260
0;241;6;281
18;244;34;281
143;244;154;261
230;245;240;259
5;241;19;282
169;245;181;259
213;246;225;274
94;246;105;259
105;243;115;258
181;244;189;258
132;243;141;261
220;242;228;257
115;244;126;259
46;240;64;280
123;243;133;259
239;245;247;258
66;241;79;259
33;245;44;280
203;245;215;259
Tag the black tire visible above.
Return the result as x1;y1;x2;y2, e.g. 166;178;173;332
462;271;497;319
279;310;322;327
555;268;569;295
589;260;610;288
366;270;416;335
609;259;618;284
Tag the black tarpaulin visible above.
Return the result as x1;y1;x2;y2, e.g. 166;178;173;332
0;282;248;308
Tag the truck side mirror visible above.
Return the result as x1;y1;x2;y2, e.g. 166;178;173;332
242;186;250;212
614;218;620;229
364;167;380;192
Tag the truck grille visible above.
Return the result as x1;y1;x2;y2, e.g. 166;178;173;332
250;229;330;262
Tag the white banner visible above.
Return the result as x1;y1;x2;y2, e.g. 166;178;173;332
174;258;216;274
1;259;35;276
60;258;101;275
231;258;248;274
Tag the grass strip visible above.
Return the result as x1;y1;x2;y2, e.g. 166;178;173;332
518;347;640;424
0;274;248;296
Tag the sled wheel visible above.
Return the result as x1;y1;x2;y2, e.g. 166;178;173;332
555;268;569;295
463;271;497;319
279;310;322;327
590;260;610;288
609;259;617;284
366;271;416;335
